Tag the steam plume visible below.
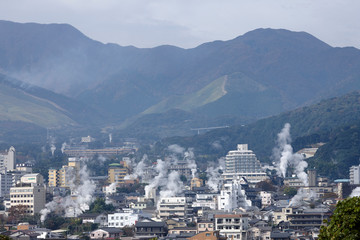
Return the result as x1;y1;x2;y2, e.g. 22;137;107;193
350;187;360;197
40;163;95;222
206;158;225;192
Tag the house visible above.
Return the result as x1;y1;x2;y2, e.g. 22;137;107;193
187;231;227;240
9;230;40;240
197;221;214;233
90;227;123;239
79;213;107;227
135;219;168;237
168;227;197;235
270;231;290;240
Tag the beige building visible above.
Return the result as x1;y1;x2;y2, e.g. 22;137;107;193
10;173;46;215
108;163;128;185
48;158;83;187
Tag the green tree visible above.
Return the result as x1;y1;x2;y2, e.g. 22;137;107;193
88;198;115;213
283;186;297;197
256;180;276;192
319;196;360;240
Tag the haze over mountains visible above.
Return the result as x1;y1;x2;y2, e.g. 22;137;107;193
1;20;360;141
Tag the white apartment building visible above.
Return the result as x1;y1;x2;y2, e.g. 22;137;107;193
9;173;46;215
0;146;16;171
158;197;193;220
192;193;217;210
214;214;249;240
218;178;251;212
107;212;138;228
225;144;262;174
350;165;360;185
259;191;272;207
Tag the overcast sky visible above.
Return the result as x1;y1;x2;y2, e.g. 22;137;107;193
1;0;359;49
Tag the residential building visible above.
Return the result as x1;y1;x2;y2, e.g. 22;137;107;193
197;221;214;233
192;193;217;210
108;163;129;185
0;146;16;171
79;213;108;227
188;231;226;240
168;161;192;180
47;157;83;188
9;173;46;215
158;197;193;220
350;165;360;185
0;171;13;197
225;144;262;174
307;169;317;187
107;211;138;228
90;227;123;239
287;208;331;230
218;178;251;212
135;219;168;237
259;191;272;208
214;214;249;240
191;178;204;190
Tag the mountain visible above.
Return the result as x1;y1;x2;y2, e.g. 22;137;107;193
1;20;360;139
153;91;360;179
0;73;102;132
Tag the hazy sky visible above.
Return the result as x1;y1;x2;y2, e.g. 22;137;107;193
1;0;359;49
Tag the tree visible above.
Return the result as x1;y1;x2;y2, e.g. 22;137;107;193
256;180;276;192
319;196;360;240
283;186;297;197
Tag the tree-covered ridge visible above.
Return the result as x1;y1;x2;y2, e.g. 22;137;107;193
152;91;360;179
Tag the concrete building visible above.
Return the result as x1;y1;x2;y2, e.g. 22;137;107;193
108;163;129;185
214;214;249;240
168;161;192;180
0;172;13;198
218;178;251;212
350;165;360;185
107;211;139;228
158;197;193;220
225;144;262;174
307;169;317;187
259;191;272;208
48;157;83;188
0;146;16;171
9;173;46;215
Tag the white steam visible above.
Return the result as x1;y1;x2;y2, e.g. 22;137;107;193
350;187;360;197
124;155;147;180
184;148;197;178
40;164;96;222
206;158;225;192
145;159;169;198
61;142;67;154
109;133;112;143
273;123;308;186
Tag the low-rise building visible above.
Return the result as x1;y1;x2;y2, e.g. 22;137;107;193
214;214;249;240
158;197;193;220
9;173;46;215
135;219;168;237
90;227;123;239
107;211;138;228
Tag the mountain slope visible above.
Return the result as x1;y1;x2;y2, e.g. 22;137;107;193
2;21;360;135
153;91;360;179
0;73;101;127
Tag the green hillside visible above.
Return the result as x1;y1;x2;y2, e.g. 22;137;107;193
151;91;360;179
0;74;77;127
143;75;227;114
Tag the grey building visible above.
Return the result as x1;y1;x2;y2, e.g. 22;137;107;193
225;144;262;174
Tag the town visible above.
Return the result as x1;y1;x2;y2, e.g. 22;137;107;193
0;124;359;240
